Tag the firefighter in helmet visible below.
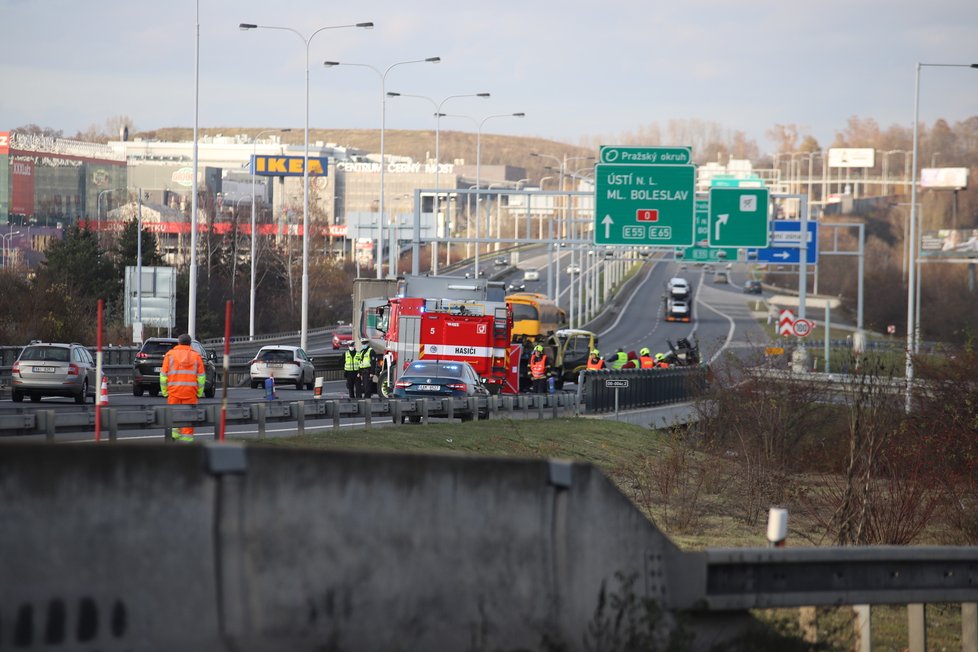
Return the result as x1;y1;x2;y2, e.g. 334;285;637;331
654;352;670;368
586;348;605;370
638;347;655;368
528;344;550;394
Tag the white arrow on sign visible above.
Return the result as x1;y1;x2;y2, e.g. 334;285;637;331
602;214;614;239
714;213;729;241
773;251;791;260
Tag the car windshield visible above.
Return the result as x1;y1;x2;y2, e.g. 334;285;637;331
142;341;177;355
404;362;465;378
21;346;70;362
335;327;352;335
257;349;294;362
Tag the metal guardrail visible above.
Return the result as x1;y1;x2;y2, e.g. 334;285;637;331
578;367;710;414
0;392;581;439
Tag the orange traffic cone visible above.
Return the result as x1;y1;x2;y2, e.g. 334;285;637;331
98;376;109;406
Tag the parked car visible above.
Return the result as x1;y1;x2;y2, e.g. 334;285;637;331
133;337;217;398
331;325;354;349
11;341;96;404
743;279;763;294
392;360;489;422
249;345;316;390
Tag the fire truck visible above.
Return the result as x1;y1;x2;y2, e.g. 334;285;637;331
375;296;521;397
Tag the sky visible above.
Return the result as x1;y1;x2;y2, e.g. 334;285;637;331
3;0;978;154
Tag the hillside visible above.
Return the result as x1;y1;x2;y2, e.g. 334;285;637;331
136;127;596;184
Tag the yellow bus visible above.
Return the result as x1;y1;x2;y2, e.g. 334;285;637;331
505;292;567;344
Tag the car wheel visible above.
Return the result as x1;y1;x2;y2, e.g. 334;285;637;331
149;386;159;397
12;390;23;403
30;394;41;403
133;384;144;397
75;380;88;405
306;375;315;391
250;381;259;389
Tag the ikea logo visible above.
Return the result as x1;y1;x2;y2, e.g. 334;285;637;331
252;155;329;177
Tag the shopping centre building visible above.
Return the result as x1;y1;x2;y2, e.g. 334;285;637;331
0;128;527;267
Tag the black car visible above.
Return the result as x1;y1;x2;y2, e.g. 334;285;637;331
392;360;489;422
743;280;763;294
132;337;217;398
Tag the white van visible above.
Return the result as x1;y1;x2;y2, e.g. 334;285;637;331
522;269;540;282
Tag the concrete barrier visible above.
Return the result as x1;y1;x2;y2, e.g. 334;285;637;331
0;443;690;651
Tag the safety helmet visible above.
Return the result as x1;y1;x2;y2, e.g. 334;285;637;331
534;344;544;353
639;347;650;357
361;338;370;345
590;349;600;357
655;352;665;361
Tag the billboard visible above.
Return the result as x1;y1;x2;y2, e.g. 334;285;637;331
10;158;35;215
828;148;875;168
920;229;978;258
124;266;177;328
920;167;969;189
252;155;329;177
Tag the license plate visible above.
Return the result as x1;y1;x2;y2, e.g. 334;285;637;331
266;363;283;368
33;366;56;374
153;367;162;372
416;384;440;392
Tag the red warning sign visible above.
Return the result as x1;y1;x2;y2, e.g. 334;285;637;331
636;209;659;222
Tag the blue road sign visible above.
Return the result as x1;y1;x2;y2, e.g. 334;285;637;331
749;220;818;264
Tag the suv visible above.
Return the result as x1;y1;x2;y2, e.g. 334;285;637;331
11;342;96;403
132;337;217;398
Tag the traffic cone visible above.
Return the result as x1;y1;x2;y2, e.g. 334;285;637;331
98;376;109;406
313;376;323;398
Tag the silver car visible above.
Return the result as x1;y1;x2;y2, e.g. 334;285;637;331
249;345;316;390
11;342;96;403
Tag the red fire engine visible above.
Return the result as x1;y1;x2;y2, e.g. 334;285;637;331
376;297;521;397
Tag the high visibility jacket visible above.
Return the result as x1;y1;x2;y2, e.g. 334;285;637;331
160;344;205;400
639;355;655;368
359;347;374;371
611;351;628;370
344;350;358;372
529;353;548;379
656;360;670;368
586;357;605;370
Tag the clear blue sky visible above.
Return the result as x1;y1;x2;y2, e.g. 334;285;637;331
3;0;977;153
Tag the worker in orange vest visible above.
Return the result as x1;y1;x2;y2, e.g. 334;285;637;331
160;333;206;442
638;347;656;368
654;352;670;368
528;344;550;394
586;349;605;370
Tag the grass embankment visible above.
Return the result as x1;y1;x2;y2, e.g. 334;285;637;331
248;418;964;651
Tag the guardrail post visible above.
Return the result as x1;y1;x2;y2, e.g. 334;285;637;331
39;409;56;441
504;395;514;415
391;399;401;425
360;399;372;429
446;398;454;421
489;395;498;418
853;605;871;652
537;394;544;420
256;402;266;439
421;399;429;424
330;400;341;431
295;401;305;436
107;407;119;442
207;405;218;439
467;397;477;420
963;603;978;652
908;603;926;652
159;406;173;442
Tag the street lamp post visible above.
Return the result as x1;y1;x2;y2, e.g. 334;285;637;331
324;57;441;279
1;231;22;269
249;128;292;339
240;20;373;351
475;112;525;277
906;62;978;411
388;92;490;274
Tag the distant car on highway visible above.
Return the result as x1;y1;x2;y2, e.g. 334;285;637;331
249;345;316;390
743;280;763;294
566;264;581;275
713;271;728;284
522;270;540;282
133;337;217;398
11;341;96;404
494;257;508;267
331;325;353;349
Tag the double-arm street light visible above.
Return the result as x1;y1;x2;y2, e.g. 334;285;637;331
96;187;126;246
387;91;490;274
906;62;978;411
324;57;441;279
474;112;525;277
240;20;373;351
249;128;292;338
2;231;22;269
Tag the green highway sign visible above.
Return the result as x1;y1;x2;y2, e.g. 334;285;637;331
595;164;696;246
707;187;770;248
677;198;740;262
599;146;692;165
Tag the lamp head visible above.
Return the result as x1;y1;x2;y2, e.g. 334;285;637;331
238;23;257;30
425;57;441;63
357;22;374;29
386;92;400;97
323;61;340;68
513;112;525;118
476;93;490;98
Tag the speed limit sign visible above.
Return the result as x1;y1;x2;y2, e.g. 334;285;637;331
792;319;813;337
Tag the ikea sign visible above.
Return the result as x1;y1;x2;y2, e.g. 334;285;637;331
251;155;329;177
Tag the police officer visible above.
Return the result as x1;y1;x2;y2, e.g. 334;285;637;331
344;341;361;398
358;338;376;399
